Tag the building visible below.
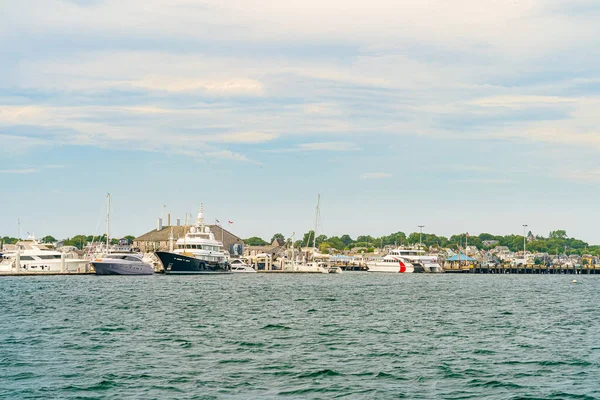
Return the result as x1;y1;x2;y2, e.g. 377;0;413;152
134;225;244;255
244;238;286;258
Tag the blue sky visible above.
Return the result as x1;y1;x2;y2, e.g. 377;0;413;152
1;0;600;243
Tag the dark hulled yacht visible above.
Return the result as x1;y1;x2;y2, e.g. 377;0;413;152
155;205;231;275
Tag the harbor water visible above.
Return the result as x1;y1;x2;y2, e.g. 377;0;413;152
1;274;599;399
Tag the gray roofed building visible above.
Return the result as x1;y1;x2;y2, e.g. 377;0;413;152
134;225;244;255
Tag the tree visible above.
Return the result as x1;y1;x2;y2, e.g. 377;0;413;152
549;230;567;239
315;235;328;247
41;235;56;243
63;234;89;250
124;235;136;243
326;236;346;250
244;237;268;246
319;242;332;253
356;235;375;245
340;234;354;247
270;233;285;243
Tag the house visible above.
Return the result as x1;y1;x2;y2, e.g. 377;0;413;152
482;240;499;247
244;238;286;258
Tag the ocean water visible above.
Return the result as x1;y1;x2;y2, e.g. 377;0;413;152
1;274;599;399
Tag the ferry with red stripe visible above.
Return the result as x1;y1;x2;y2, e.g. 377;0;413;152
366;247;442;273
366;256;415;273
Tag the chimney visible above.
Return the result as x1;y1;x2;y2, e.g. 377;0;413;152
168;213;171;227
176;218;180;226
157;218;163;231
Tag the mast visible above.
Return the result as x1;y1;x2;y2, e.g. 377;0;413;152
106;193;110;250
291;232;295;269
313;194;320;249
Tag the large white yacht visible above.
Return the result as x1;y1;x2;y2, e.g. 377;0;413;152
0;241;89;274
155;205;231;274
367;247;442;273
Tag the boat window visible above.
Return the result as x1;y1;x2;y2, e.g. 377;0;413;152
124;256;139;262
20;256;35;260
38;255;62;259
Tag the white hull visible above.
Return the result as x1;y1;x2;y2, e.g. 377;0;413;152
231;267;256;273
367;263;414;273
0;260;89;274
285;264;329;273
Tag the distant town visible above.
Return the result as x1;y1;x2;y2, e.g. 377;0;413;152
2;228;599;269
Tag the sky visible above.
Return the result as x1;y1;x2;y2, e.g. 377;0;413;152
1;0;600;243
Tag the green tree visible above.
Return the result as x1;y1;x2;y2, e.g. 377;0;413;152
124;235;136;243
356;235;375;245
319;242;332;253
270;233;285;243
340;234;354;247
244;237;268;246
549;230;567;239
326;236;345;250
41;235;56;243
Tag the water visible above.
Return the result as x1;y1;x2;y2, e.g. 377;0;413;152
1;274;599;399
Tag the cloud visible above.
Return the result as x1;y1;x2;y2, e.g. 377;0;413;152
204;150;249;162
298;142;359;152
0;169;37;174
131;76;264;95
360;172;393;180
212;132;277;144
556;167;600;183
452;178;516;184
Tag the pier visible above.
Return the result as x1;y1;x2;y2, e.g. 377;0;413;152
444;264;600;274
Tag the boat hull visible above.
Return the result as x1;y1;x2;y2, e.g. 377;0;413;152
156;252;231;275
366;263;414;273
92;261;153;275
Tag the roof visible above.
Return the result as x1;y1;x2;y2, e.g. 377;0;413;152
446;253;476;262
135;225;241;242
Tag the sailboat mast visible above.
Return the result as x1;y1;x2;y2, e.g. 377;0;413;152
313;194;320;249
106;193;110;250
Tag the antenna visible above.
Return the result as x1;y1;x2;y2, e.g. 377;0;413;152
106;193;111;250
313;194;320;249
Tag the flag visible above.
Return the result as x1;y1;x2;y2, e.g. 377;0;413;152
228;221;233;224
466;232;470;237
215;219;221;226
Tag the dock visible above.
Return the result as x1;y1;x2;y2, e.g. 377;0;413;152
0;271;93;277
444;264;600;274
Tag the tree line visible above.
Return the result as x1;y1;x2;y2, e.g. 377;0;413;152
244;230;600;256
0;235;137;250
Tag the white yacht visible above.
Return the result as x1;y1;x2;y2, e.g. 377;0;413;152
366;247;442;273
0;241;89;274
155;205;231;274
87;193;153;275
229;258;256;273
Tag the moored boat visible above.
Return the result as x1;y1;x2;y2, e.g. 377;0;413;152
91;253;153;275
155;205;231;275
230;258;256;273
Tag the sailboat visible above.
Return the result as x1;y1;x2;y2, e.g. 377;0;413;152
280;195;339;274
90;193;153;275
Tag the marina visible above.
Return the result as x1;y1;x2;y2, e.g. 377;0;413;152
2;199;600;277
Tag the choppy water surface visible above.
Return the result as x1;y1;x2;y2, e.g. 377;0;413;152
1;274;599;399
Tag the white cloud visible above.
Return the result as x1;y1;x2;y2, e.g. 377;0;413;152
0;169;37;174
132;76;264;95
453;178;515;184
360;172;393;180
298;142;359;152
556;167;600;183
213;132;277;144
204;150;249;162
